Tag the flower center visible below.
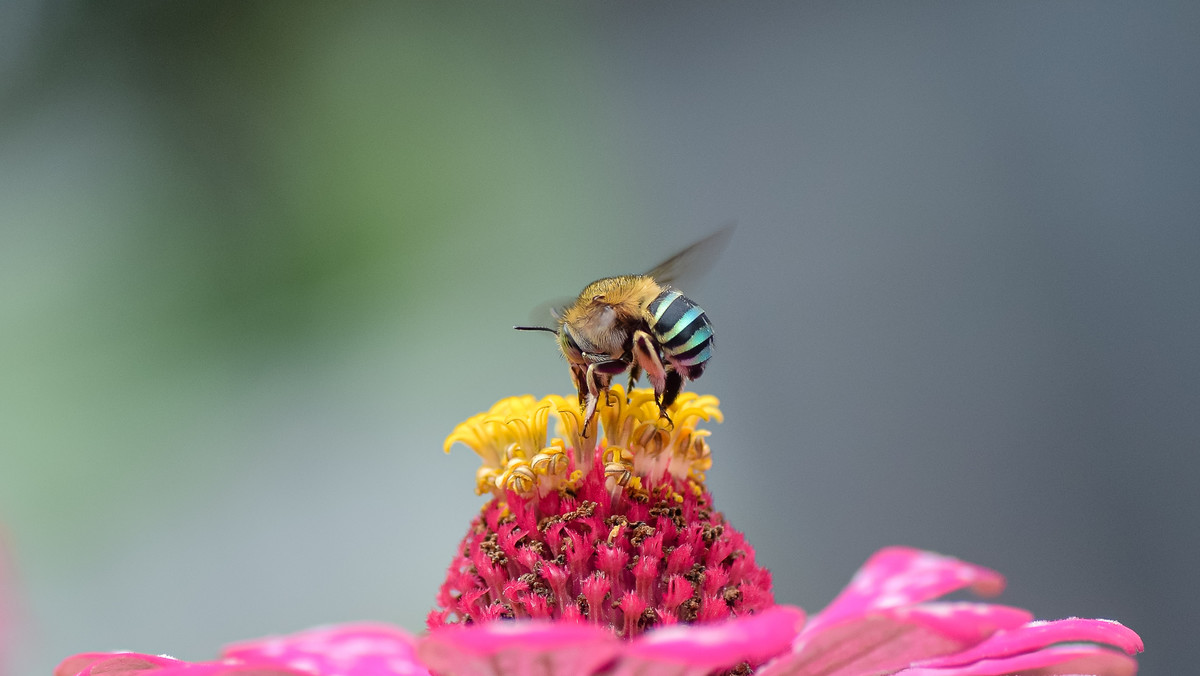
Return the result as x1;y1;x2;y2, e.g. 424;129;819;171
430;386;774;638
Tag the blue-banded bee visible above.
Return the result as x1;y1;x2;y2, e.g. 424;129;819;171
516;226;732;435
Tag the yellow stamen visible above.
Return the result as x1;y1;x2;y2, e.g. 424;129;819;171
604;461;633;487
530;442;569;478
547;394;591;468
475;466;499;496
444;387;723;499
499;457;536;495
606;524;621;544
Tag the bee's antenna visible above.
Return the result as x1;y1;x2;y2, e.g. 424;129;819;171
513;325;557;334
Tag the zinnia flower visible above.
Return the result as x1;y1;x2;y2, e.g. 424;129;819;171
56;388;1142;676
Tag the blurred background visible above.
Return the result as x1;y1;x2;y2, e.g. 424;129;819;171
1;2;1196;674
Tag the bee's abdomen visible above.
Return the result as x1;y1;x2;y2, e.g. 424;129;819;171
646;289;714;379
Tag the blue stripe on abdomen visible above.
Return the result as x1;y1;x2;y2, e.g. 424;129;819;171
659;306;704;342
648;289;714;373
673;342;713;367
649;290;683;323
664;322;713;354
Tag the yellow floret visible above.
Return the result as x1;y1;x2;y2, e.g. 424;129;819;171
444;387;723;499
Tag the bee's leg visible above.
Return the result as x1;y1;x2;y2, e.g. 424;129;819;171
582;391;600;437
569;363;589;410
660;370;684;410
645;371;684;430
631;331;673;424
631;331;667;393
626;363;642;400
583;360;629;433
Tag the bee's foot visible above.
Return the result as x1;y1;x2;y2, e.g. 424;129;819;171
658;410;675;430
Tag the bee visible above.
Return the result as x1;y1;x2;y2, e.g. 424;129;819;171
516;226;732;435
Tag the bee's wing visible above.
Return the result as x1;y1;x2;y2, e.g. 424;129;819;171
644;223;735;288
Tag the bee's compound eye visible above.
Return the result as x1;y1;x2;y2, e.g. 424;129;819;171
560;326;582;353
592;294;605;302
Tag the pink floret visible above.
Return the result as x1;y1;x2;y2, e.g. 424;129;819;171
429;453;775;637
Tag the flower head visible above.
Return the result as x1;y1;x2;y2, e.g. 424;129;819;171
56;389;1143;676
431;387;772;637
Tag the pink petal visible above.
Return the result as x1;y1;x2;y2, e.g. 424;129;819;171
611;606;805;676
896;644;1139;676
757;603;1028;676
146;663;308;676
54;652;306;676
912;617;1143;669
223;623;429;676
55;653;181;676
806;548;1005;636
418;621;620;676
886;603;1033;645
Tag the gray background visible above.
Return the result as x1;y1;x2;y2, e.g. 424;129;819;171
1;2;1195;674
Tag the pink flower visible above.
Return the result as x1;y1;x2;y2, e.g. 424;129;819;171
55;390;1142;676
53;548;1143;676
429;390;772;636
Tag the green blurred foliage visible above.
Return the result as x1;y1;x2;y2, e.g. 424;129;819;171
1;3;645;667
